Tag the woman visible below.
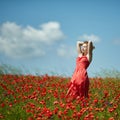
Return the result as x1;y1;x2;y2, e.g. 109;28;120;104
66;40;95;99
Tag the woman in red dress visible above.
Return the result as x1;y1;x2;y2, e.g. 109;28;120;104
66;41;95;99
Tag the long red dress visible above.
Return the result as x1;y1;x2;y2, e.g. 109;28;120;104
66;56;90;99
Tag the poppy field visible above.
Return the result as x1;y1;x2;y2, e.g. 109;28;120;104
0;74;120;120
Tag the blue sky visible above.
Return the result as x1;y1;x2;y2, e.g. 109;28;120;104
0;0;120;77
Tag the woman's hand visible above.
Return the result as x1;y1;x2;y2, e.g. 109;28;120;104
77;41;84;46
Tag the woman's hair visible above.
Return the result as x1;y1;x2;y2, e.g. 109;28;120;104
84;40;95;49
81;40;94;55
83;41;88;44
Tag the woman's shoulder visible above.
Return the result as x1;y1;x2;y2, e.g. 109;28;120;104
78;54;83;58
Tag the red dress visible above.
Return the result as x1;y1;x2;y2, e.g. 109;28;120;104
66;56;90;99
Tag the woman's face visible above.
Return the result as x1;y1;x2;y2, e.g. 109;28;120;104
81;43;88;54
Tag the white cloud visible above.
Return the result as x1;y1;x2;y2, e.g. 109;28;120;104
78;34;100;43
0;21;65;58
57;44;76;58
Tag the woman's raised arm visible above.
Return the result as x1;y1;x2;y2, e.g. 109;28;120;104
76;41;84;55
87;41;94;63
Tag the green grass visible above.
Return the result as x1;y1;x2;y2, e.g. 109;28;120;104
0;74;120;120
0;64;120;120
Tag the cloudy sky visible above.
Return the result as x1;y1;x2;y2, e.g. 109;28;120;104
0;0;120;77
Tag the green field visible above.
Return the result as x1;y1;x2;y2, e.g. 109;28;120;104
0;74;120;120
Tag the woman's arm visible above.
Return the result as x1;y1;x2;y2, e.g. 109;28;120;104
87;41;94;63
76;41;84;54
